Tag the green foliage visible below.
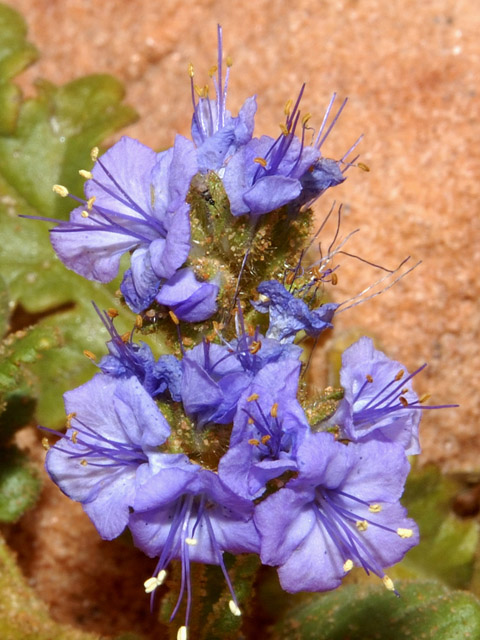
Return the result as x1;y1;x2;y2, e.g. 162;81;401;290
395;465;479;589
272;581;480;640
0;446;40;522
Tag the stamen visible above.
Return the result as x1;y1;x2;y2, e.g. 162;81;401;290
248;438;260;446
395;370;405;381
343;559;353;572
188;63;194;78
107;308;118;318
81;210;89;218
90;147;99;162
80;459;88;466
270;403;278;418
284;98;293;117
331;272;338;285
169;310;180;325
247;393;259;402
382;575;395;592
83;350;97;361
229;600;241;616
399;396;409;407
369;504;382;513
261;435;271;445
79;170;93;180
226;56;233;67
185;538;197;546
249;340;261;354
87;196;96;210
366;374;373;383
355;520;368;532
177;626;188;640
144;569;167;593
357;162;370;172
254;157;267;167
71;431;78;444
397;528;413;539
53;184;69;197
41;437;50;451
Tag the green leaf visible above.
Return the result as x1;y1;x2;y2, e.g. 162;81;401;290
0;532;100;639
394;465;479;589
0;446;41;522
0;3;139;426
273;581;480;640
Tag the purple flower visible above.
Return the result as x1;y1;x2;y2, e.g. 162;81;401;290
190;25;256;173
94;306;182;400
328;337;424;455
218;359;309;499
255;432;418;593
155;267;219;322
254;279;338;342
44;375;172;540
49;135;197;312
129;465;259;631
181;320;302;427
222;88;347;217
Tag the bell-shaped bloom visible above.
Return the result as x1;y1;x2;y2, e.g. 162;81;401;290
255;432;418;593
328;337;424;455
254;279;338;342
44;375;173;540
181;320;302;427
219;359;309;499
130;465;259;632
190;25;256;173
155;268;219;322
49;135;197;312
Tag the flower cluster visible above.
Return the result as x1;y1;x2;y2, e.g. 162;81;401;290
39;25;448;639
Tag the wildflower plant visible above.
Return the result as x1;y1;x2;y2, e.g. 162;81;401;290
1;11;471;640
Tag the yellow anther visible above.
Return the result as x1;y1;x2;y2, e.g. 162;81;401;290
135;314;143;328
279;123;289;136
343;559;353;572
79;169;93;180
366;374;374;383
270;403;278;418
247;418;254;425
358;162;370;172
90;147;99;162
382;575;395;592
87;196;96;210
355;520;368;532
42;437;50;451
229;600;241;616
401;387;409;395
66;412;77;428
261;435;271;445
80;459;88;466
248;438;260;446
253;157;267;167
71;430;78;444
177;626;188;640
369;503;382;513
208;64;218;77
188;62;194;78
249;340;261;354
394;369;405;381
53;184;69;197
169;310;180;325
284;98;293;117
185;537;197;546
81;210;89;218
419;393;431;404
83;349;97;361
107;308;118;318
331;272;338;285
121;332;130;343
397;528;413;539
144;570;167;593
301;113;312;126
247;393;259;402
399;396;409;407
226;55;233;67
